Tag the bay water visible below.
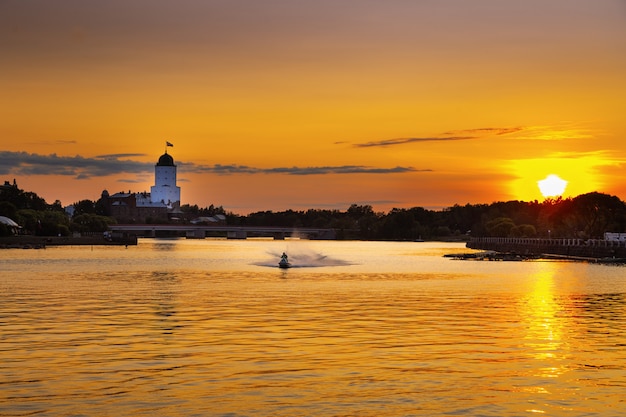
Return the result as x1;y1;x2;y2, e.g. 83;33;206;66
1;239;625;416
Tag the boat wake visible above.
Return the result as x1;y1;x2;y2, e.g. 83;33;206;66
254;247;351;268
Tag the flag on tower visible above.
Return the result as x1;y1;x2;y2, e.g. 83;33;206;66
166;141;174;147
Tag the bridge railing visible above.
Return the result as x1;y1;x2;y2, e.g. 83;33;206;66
469;237;626;248
467;236;626;258
108;224;337;240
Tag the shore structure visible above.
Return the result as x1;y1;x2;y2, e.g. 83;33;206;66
467;237;626;261
0;234;137;249
150;151;181;208
100;149;182;223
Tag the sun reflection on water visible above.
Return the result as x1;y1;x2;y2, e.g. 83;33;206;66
2;241;625;416
521;262;566;374
516;262;573;414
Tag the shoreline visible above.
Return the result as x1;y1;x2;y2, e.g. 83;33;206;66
0;235;137;249
446;250;626;265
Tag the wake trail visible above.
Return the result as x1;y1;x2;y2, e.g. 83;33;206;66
255;247;352;268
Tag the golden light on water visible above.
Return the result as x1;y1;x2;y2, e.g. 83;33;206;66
520;263;568;382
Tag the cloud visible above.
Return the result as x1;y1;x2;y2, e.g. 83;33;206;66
442;127;524;136
95;153;147;159
354;136;475;148
265;165;424;175
185;162;425;175
512;125;593;141
280;199;404;211
19;139;79;146
0;151;153;177
0;151;424;179
352;126;525;148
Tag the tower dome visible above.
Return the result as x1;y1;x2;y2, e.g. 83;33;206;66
157;153;175;167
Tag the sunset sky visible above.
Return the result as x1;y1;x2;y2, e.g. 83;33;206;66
1;1;625;214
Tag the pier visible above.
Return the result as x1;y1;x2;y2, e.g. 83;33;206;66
467;237;626;260
108;224;337;240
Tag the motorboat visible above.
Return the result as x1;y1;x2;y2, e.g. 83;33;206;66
278;252;292;269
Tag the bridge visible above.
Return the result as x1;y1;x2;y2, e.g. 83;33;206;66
108;224;337;240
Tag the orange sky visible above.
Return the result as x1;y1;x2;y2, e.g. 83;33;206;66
1;1;625;214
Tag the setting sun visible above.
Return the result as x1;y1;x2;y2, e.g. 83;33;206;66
538;174;568;198
2;1;625;213
509;153;610;203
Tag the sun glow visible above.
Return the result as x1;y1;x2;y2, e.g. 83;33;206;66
508;153;611;202
538;175;568;198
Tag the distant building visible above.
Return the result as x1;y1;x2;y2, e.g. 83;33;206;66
1;179;18;192
604;232;626;242
101;150;182;223
150;152;181;208
0;216;20;235
190;214;226;225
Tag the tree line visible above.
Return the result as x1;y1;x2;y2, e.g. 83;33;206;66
226;192;626;240
1;180;625;240
0;182;116;237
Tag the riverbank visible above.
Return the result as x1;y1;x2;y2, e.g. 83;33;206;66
468;236;626;258
0;235;137;249
445;250;626;264
464;237;626;264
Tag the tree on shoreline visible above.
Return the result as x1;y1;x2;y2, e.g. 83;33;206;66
2;180;625;239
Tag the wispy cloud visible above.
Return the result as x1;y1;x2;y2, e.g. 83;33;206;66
0;151;424;179
513;125;593;141
352;126;525;148
184;162;425;175
96;153;147;159
0;151;153;177
442;127;524;136
20;139;79;146
283;199;404;210
353;137;475;148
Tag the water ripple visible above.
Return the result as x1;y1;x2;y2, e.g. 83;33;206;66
1;241;626;416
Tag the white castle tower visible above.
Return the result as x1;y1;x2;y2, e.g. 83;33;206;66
150;149;181;208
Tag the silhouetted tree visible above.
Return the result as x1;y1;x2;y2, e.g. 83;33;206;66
0;201;18;220
72;199;97;216
71;213;117;233
552;192;626;238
